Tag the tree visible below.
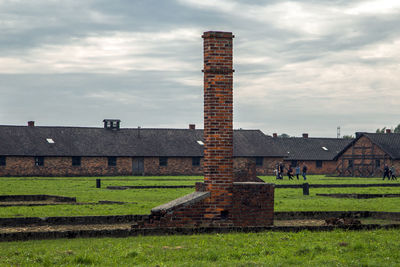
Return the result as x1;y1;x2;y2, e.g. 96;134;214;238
394;124;400;133
376;127;386;133
342;135;354;139
278;133;290;138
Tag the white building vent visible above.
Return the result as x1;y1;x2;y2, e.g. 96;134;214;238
46;138;55;144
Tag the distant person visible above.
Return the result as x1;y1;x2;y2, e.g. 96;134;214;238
279;163;285;179
275;163;281;180
390;166;397;180
287;166;294;180
295;165;300;180
383;165;390;180
302;164;308;180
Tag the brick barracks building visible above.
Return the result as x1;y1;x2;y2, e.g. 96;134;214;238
0;120;284;177
335;131;400;177
273;133;352;175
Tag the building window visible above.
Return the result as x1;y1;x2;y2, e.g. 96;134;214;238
291;160;298;167
72;156;81;166
159;157;168;166
316;160;323;168
255;157;263;166
192;157;201;166
0;156;5;166
108;156;117;167
348;160;353;168
375;160;381;168
34;156;44;166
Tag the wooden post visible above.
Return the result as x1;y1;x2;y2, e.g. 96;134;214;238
96;179;101;188
303;183;309;196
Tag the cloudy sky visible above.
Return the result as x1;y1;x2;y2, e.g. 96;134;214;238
1;0;399;137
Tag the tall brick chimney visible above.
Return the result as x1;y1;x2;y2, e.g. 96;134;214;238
135;31;274;229
202;31;234;218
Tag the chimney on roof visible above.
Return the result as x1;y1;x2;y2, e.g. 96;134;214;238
189;124;196;130
103;119;120;130
28;121;35;127
302;133;308;138
386;129;391;134
355;132;366;138
273;133;278;138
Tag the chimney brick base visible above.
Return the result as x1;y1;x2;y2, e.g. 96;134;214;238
134;183;274;228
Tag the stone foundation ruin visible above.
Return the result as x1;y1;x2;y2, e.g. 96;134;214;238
134;31;274;229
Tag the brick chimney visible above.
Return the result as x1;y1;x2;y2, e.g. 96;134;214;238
134;31;274;229
273;133;278;138
386;129;391;134
28;121;35;127
189;124;196;130
202;31;234;218
302;133;309;138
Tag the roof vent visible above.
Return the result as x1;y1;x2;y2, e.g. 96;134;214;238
103;119;120;130
46;138;55;144
322;146;328;151
355;132;366;138
197;140;204;145
28;121;35;127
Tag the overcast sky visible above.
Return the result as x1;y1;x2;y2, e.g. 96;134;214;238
1;0;399;137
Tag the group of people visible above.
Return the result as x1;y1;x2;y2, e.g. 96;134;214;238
383;165;397;180
275;162;308;180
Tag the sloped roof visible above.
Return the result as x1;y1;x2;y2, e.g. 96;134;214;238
335;133;400;160
273;137;352;161
0;125;285;157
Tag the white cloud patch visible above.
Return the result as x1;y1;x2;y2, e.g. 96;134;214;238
1;0;400;137
0;29;201;74
346;0;400;15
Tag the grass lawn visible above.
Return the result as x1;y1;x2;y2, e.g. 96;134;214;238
1;175;400;266
0;229;399;266
0;175;400;217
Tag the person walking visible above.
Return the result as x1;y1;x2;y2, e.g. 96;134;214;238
383;165;390;180
279;163;285;180
287;166;294;180
295;165;300;180
390;166;397;180
302;164;308;180
275;163;281;180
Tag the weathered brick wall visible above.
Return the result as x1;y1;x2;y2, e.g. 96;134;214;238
0;156;132;176
282;160;338;175
136;183;274;228
234;157;282;175
0;156;283;176
143;157;203;176
231;183;274;226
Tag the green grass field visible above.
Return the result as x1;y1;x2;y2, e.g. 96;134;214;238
0;175;399;217
0;229;399;266
1;175;400;266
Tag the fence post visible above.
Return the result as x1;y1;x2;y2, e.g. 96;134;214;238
303;183;309;195
96;179;101;188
